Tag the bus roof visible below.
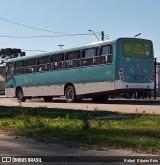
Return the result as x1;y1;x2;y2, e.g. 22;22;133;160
6;39;116;63
6;37;152;63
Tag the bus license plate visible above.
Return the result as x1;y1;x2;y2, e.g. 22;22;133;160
134;76;142;80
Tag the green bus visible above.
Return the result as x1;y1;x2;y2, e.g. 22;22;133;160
5;38;154;103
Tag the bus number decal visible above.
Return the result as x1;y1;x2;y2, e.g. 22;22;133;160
105;70;111;76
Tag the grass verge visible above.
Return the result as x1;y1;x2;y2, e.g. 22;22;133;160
0;106;159;154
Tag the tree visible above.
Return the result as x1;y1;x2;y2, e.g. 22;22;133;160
0;48;25;59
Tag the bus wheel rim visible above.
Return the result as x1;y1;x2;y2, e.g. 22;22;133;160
66;88;74;101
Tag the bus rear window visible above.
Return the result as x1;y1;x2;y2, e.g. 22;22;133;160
123;40;152;58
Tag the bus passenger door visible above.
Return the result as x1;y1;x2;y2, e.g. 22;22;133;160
5;63;15;97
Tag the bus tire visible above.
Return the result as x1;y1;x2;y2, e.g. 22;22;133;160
17;88;26;102
65;85;77;103
43;96;53;102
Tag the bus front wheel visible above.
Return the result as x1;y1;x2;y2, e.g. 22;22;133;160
65;85;77;103
17;88;26;102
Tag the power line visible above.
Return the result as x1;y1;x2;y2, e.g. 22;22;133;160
0;48;48;53
0;17;104;39
0;17;71;35
0;33;92;38
21;49;48;52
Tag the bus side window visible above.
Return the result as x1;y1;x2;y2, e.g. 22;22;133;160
6;63;14;80
81;47;98;66
26;58;37;73
100;45;112;64
51;54;64;70
14;61;25;75
65;51;80;68
37;56;50;72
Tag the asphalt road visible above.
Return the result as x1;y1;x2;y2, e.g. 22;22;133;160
0;133;158;165
0;97;160;114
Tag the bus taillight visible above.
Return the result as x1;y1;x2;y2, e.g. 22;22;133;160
119;69;124;81
151;71;155;82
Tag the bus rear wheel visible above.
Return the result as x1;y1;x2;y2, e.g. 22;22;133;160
43;96;53;102
17;88;26;102
65;85;77;103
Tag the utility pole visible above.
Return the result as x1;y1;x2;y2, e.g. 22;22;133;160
101;31;104;41
58;45;64;49
88;30;105;41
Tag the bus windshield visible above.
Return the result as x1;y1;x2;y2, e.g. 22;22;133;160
123;40;152;58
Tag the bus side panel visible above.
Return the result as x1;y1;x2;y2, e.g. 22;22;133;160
5;88;15;97
75;81;114;95
75;43;116;95
12;63;115;97
23;85;64;97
